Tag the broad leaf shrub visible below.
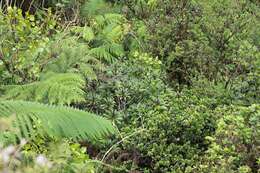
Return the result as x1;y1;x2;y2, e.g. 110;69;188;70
84;55;217;172
192;104;260;173
124;0;260;85
84;53;259;172
0;7;57;84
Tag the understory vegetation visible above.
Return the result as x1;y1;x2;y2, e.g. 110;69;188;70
0;0;259;172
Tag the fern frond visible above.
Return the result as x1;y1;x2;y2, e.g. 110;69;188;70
71;26;95;42
88;43;124;63
103;13;126;24
45;36;100;79
93;13;125;28
0;100;117;143
2;73;85;105
89;46;114;63
82;26;95;42
101;23;124;42
81;0;112;17
106;43;125;57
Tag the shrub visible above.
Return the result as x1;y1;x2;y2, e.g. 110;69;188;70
193;104;260;173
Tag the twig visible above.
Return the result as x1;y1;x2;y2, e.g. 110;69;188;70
101;128;146;163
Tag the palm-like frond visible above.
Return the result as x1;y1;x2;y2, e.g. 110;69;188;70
2;73;85;105
93;13;126;28
45;36;102;79
88;43;124;63
68;13;127;63
81;0;114;17
0;100;117;143
89;46;114;63
70;26;95;42
88;13;127;62
100;23;124;42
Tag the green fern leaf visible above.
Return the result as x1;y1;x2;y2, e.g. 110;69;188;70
71;26;95;42
102;24;124;42
81;0;111;17
2;73;85;105
83;26;95;42
93;13;125;28
89;46;114;63
106;43;125;57
0;100;117;143
45;36;99;79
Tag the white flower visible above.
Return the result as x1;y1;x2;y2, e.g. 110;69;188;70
35;155;52;168
3;146;15;155
1;145;16;163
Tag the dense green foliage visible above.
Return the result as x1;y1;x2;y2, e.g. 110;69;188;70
0;0;259;172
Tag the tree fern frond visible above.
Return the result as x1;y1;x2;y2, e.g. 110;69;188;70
88;43;125;63
92;15;107;29
101;23;124;42
89;46;114;63
71;26;95;42
103;13;126;24
81;0;112;17
93;13;125;28
0;100;117;143
45;36;100;79
78;63;97;80
106;43;125;57
2;73;85;105
82;26;95;42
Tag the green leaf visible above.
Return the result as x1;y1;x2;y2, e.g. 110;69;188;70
0;100;117;143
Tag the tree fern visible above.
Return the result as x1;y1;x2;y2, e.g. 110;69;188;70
81;0;117;17
89;14;127;62
89;43;124;63
71;24;126;63
45;35;102;79
0;100;117;143
68;10;128;63
1;73;85;105
93;13;126;28
100;23;124;42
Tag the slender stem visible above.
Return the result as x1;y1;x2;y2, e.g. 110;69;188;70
101;128;146;162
